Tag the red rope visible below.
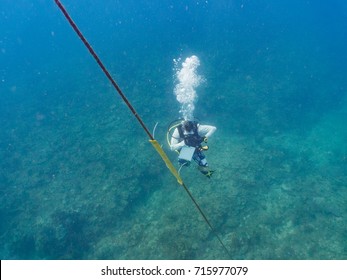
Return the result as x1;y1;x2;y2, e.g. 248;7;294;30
54;0;154;140
54;0;232;258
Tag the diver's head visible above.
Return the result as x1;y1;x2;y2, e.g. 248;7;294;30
183;120;194;132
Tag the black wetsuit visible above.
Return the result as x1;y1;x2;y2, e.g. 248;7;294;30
177;122;207;166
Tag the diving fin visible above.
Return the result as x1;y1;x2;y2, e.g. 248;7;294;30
198;166;215;179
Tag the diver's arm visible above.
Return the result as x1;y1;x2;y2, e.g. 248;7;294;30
198;125;216;138
170;128;185;151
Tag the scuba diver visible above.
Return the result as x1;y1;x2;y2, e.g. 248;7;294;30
169;120;216;178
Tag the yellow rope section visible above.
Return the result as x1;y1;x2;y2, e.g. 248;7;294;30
149;139;183;185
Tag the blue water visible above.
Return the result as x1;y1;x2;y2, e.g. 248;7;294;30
1;0;347;259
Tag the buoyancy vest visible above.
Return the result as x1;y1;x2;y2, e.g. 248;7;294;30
177;122;204;148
